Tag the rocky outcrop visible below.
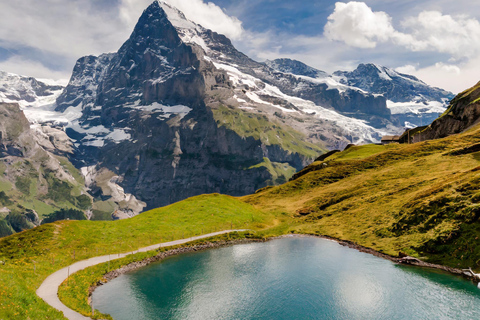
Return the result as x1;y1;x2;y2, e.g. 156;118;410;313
413;82;480;142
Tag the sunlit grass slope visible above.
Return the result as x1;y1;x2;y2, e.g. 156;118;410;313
246;124;480;269
0;194;276;319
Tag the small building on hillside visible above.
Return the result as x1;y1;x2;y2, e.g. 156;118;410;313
381;135;400;144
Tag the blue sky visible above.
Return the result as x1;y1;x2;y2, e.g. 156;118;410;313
0;0;479;92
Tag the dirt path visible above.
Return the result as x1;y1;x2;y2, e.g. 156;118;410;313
36;229;248;320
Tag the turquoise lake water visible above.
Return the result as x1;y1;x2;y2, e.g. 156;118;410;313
92;237;480;319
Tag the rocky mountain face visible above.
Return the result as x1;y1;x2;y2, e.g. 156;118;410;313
412;82;480;142
52;1;327;210
0;1;457;217
334;64;454;127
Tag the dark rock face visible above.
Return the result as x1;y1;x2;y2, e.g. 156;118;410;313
102;113;273;208
97;3;204;114
56;54;114;113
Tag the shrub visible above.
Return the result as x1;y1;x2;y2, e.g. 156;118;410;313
42;208;86;224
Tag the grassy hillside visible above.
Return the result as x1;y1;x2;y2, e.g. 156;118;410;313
246;123;480;268
0;194;277;319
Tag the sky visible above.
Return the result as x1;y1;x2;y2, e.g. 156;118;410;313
1;0;480;93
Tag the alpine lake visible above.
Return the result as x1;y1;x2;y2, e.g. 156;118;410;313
92;237;480;320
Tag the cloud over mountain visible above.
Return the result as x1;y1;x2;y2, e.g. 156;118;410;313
325;1;480;60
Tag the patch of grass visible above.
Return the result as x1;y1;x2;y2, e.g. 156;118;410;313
0;178;12;193
56;157;85;186
0;194;277;319
18;199;57;218
249;157;297;185
15;176;35;196
91;210;113;221
92;200;116;213
328;144;396;161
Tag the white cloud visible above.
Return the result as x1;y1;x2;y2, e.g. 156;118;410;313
321;1;480;93
0;56;69;80
324;2;397;48
434;62;461;75
401;11;480;58
0;1;127;60
395;65;418;75
324;2;480;60
394;61;478;93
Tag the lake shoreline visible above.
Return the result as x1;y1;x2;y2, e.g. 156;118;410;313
309;233;480;283
89;233;479;303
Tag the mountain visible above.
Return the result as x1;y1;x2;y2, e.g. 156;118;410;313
334;63;454;127
49;1;403;210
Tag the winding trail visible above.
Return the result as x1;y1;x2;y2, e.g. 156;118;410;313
36;230;248;320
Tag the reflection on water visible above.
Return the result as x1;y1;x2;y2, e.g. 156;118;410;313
93;237;480;320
